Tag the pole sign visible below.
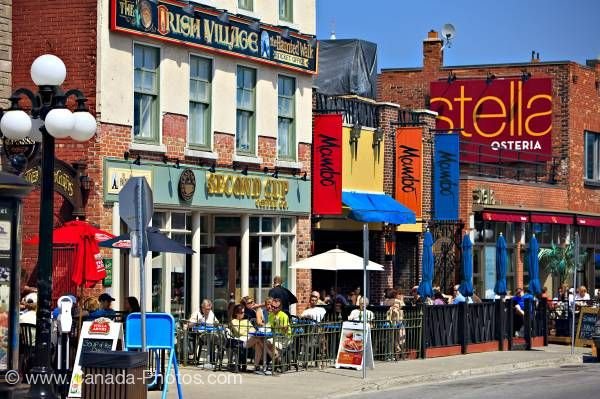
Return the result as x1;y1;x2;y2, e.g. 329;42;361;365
395;127;423;218
312;114;343;215
430;78;552;162
433;133;460;221
110;0;317;74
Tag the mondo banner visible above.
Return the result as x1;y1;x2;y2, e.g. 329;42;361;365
430;78;552;162
433;133;460;221
395;127;422;218
313;114;343;215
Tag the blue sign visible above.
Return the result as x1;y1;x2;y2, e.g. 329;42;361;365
433;133;460;220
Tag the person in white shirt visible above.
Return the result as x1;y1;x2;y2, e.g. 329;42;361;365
348;297;374;322
575;286;591;301
190;299;219;325
301;294;327;322
20;294;37;325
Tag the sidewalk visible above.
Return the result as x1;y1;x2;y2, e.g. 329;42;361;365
149;345;588;399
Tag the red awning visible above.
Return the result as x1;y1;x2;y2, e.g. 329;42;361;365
530;213;573;225
482;211;529;223
576;216;600;227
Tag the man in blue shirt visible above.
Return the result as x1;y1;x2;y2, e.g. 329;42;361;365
89;293;117;320
452;285;466;304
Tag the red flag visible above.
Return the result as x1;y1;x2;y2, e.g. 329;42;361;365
313;114;343;215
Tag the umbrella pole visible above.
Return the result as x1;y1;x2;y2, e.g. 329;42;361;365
362;223;368;380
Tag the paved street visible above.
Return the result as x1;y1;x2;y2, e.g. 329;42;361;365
147;345;588;398
347;364;600;399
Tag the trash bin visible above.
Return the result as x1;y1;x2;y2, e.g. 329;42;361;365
80;352;148;399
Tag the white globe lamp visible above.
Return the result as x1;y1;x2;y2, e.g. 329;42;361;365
30;54;66;86
70;111;97;142
0;110;32;140
44;108;74;138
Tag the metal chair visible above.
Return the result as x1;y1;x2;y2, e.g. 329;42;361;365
19;323;36;374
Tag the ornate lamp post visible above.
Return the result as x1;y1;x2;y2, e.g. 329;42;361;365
0;54;96;398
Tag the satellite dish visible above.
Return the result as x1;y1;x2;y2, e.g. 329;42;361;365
442;24;456;40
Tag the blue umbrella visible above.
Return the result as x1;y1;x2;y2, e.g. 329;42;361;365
459;233;474;297
494;234;508;296
528;235;542;295
99;227;194;254
418;230;434;298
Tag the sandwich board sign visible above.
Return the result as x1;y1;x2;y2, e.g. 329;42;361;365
68;319;123;398
334;321;374;370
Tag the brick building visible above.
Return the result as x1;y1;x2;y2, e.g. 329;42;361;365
379;30;600;297
11;0;316;317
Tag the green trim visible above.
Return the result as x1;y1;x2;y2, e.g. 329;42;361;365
103;158;310;214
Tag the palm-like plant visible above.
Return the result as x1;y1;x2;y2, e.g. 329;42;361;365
538;243;587;285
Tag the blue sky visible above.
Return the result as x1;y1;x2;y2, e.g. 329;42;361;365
316;0;600;70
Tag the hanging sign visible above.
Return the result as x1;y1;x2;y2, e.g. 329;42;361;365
433;133;460;220
313;114;343;215
430;78;552;162
335;321;374;370
110;0;317;74
395;127;423;218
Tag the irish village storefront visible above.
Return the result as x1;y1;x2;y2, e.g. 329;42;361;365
104;159;310;322
379;30;600;297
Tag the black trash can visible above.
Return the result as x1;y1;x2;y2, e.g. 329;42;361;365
80;352;148;399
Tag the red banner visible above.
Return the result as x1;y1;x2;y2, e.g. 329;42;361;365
395;127;422;217
430;78;552;162
313;114;343;215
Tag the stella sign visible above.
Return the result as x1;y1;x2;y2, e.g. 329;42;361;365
430;78;552;162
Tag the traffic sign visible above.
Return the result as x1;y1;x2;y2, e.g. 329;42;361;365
119;176;153;231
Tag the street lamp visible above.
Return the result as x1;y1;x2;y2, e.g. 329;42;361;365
0;54;96;398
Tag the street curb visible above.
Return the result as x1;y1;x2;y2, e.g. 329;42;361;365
327;354;583;398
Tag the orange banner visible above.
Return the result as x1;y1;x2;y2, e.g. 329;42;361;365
395;127;422;217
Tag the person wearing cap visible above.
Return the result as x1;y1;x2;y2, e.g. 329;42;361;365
89;293;116;320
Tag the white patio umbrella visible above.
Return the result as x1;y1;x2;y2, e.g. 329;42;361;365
290;248;384;291
290;248;385;271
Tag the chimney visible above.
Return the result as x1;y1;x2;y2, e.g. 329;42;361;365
531;50;541;63
423;30;443;73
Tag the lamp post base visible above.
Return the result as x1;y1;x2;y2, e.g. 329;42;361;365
19;367;59;399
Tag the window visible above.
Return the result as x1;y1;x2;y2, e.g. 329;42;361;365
278;75;296;159
585;131;600;181
134;44;160;142
189;56;212;149
279;0;293;22
238;0;253;11
236;66;256;154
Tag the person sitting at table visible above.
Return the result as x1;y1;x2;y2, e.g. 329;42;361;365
240;296;258;321
190;299;219;326
122;296;141;321
229;304;264;371
348;297;374;323
88;293;116;320
300;293;327;322
265;298;291;362
312;290;326;306
575;286;590;303
255;297;272;327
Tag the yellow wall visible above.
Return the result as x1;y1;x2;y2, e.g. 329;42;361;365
342;126;384;192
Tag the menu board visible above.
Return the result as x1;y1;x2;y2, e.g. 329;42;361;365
334;321;374;371
575;307;599;347
68;320;122;398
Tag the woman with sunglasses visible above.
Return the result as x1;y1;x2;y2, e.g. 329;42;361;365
229;304;264;371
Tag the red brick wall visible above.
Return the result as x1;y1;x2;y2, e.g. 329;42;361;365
14;0;99;296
